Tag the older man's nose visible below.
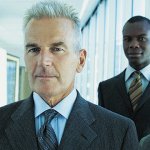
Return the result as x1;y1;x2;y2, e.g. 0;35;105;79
38;50;53;67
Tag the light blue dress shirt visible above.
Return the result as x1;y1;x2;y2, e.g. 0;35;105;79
125;64;150;93
33;89;77;144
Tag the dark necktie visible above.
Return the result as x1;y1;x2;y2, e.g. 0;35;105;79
129;71;142;111
37;109;58;150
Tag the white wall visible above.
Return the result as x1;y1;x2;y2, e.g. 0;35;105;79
0;48;7;106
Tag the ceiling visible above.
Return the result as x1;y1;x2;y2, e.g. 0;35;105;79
0;0;99;65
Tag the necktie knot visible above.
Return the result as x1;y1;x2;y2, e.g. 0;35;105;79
133;71;141;80
44;109;58;124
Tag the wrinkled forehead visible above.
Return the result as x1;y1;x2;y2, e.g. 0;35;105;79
123;21;150;36
25;18;74;34
24;18;75;42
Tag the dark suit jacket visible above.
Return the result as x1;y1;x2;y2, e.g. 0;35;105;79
140;134;150;150
0;92;139;150
98;70;150;140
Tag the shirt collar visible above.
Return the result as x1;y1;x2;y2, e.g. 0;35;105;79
125;64;150;81
125;65;135;81
140;64;150;81
33;89;77;119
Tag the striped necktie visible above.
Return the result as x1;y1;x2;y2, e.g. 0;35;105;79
37;109;58;150
129;71;142;111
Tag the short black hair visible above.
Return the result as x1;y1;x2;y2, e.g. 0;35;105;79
123;15;150;32
127;15;150;24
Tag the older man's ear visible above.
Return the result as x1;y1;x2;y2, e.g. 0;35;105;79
76;49;87;73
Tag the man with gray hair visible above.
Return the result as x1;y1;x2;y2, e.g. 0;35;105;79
0;1;139;150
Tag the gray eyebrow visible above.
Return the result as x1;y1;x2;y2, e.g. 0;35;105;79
51;42;65;46
25;41;67;49
25;43;39;48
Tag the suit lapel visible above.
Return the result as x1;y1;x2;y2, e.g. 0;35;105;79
115;70;132;109
115;71;150;113
59;92;97;150
136;82;150;111
5;95;38;150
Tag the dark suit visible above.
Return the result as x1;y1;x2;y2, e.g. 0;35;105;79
0;92;139;150
140;134;150;150
98;70;150;140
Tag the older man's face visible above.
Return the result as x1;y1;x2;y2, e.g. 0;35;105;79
24;18;86;102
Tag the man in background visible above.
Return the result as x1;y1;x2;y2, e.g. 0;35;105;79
98;15;150;140
0;1;139;149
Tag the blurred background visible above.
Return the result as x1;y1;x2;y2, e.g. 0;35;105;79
0;0;149;106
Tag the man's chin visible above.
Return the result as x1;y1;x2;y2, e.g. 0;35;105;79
129;57;141;64
129;60;143;69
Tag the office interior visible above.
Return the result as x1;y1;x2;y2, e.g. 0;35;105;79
0;0;149;107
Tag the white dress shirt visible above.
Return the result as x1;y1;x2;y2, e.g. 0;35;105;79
125;64;150;93
33;89;77;144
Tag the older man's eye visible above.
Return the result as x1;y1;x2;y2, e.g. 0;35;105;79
27;48;40;53
51;47;64;52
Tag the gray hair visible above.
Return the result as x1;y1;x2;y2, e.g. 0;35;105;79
23;1;82;51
